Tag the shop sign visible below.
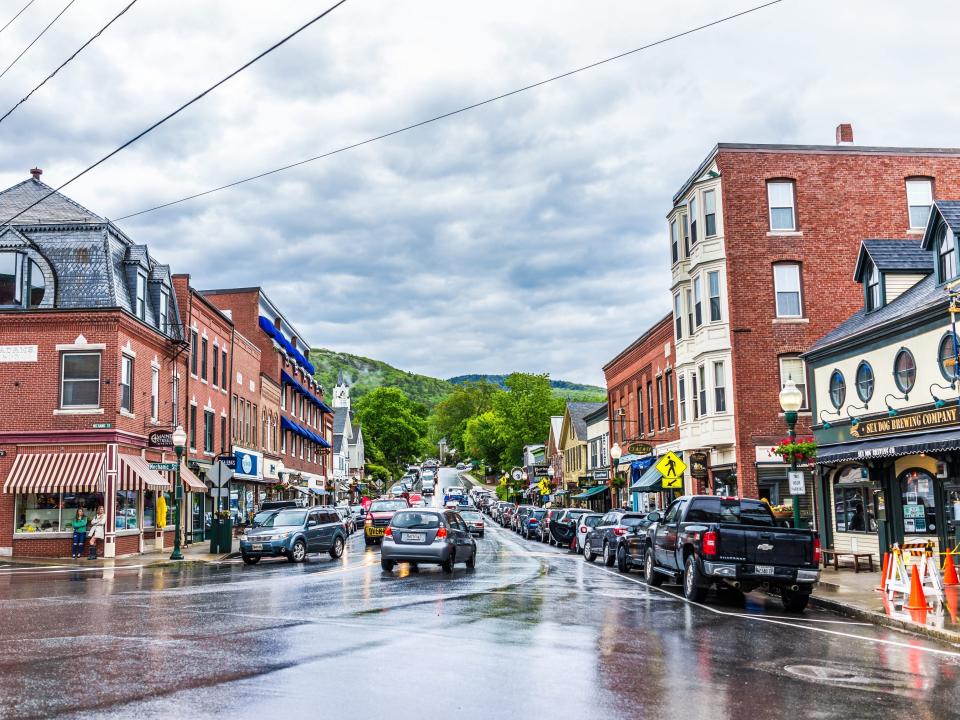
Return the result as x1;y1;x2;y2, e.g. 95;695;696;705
689;452;709;480
627;442;653;456
849;405;960;439
593;469;610;481
533;466;550;477
0;345;37;363
234;450;259;478
148;430;173;448
215;454;237;470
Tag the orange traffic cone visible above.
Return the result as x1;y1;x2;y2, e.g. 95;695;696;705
944;553;960;587
876;552;890;591
946;586;959;624
905;565;930;610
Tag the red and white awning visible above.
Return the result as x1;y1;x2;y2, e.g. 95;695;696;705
164;463;207;493
118;455;170;491
2;452;104;493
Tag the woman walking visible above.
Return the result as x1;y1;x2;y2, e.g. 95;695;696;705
70;509;88;558
87;506;106;560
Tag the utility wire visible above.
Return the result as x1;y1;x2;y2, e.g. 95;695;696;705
115;0;785;222
0;0;37;36
0;0;139;126
0;0;76;81
0;0;351;228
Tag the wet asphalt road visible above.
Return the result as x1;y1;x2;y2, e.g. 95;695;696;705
2;468;960;720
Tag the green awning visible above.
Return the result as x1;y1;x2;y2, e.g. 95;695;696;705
571;484;608;500
631;464;663;492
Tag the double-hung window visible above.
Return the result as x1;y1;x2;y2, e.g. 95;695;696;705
697;365;707;416
190;330;198;375
231;395;238;439
150;366;159;421
212;347;219;388
171;375;179;425
646;382;654;433
678;375;686;423
779;356;809;410
61;353;101;408
774;263;803;317
691;372;699;420
253;404;258;447
685;289;694;335
635;393;642;439
120;354;133;413
866;261;881;310
713;361;727;413
135;273;146;320
682;214;690;257
938;225;957;282
220;416;227;453
693;276;703;327
703;189;717;236
158;291;168;332
670;219;679;264
689;196;698;244
221;349;227;389
666;370;675;427
708;271;721;322
204;410;214;453
656;376;664;430
767;181;796;231
906;178;933;230
189;405;197;449
674;293;683;340
200;337;208;381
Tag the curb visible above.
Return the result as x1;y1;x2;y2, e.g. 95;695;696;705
809;593;960;647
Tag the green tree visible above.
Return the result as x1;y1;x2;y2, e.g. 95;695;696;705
432;381;502;453
463;411;508;472
354;387;427;478
493;373;565;467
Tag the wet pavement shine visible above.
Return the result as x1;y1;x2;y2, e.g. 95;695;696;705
2;469;960;720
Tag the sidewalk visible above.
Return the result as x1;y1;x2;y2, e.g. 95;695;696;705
812;565;960;646
0;539;239;570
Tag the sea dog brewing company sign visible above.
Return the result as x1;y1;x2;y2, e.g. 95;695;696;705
849;405;960;439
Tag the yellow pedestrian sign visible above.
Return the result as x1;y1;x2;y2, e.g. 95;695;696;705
656;452;686;490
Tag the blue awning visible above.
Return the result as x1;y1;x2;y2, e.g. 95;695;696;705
571;484;608;500
280;415;331;449
281;370;332;415
260;316;315;375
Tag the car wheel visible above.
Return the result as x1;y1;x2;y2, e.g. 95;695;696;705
466;550;476;570
329;536;344;559
381;559;394;572
241;554;259;565
441;552;454;573
781;587;811;613
583;540;595;563
290;540;306;563
644;549;663;586
617;545;630;573
683;555;708;602
549;537;556;547
603;542;615;567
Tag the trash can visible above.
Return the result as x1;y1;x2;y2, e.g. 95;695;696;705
209;518;233;554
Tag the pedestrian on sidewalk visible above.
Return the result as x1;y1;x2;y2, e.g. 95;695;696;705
87;506;106;559
70;509;88;558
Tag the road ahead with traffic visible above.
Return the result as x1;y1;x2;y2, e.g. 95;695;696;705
1;467;958;719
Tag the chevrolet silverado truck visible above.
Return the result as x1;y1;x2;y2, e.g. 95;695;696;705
642;495;821;612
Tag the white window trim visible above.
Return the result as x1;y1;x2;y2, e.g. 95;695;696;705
60;351;102;411
906;178;933;230
779;356;809;410
767;181;796;232
773;263;803;319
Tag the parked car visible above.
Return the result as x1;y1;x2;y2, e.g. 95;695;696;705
364;498;411;546
611;511;662;572
380;509;477;573
520;509;546;539
240;507;347;565
251;508;280;528
500;505;516;528
549;508;590;548
583;511;650;566
575;512;604;552
643;495;821;611
334;506;356;534
460;510;485;537
512;505;535;532
538;508;566;543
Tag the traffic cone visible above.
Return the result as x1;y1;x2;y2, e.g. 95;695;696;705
905;565;930;610
944;553;960;587
946;586;959;625
876;552;890;591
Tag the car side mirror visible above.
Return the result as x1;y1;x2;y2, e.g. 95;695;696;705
308;519;318;526
647;511;662;523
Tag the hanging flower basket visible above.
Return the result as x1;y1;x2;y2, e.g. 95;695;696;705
610;475;626;489
770;437;817;466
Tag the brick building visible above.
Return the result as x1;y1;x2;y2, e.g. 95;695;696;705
0;172;192;558
201;288;333;499
667;125;960;520
602;313;679;510
230;329;264;519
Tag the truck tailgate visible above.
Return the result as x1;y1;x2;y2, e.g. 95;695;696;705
740;528;810;566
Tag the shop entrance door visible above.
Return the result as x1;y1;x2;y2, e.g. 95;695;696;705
941;481;960;554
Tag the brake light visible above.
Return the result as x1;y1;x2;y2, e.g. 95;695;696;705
702;530;718;557
613;527;627;536
384;526;392;538
364;516;372;525
813;537;821;565
436;527;447;539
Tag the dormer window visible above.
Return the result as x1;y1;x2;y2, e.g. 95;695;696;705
938;224;957;283
158;290;169;331
865;261;881;311
135;272;146;320
0;252;45;308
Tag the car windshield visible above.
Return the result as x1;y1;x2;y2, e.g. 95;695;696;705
684;498;776;527
584;515;603;527
264;510;306;527
252;510;277;526
460;511;482;521
531;510;546;519
392;512;441;529
621;516;646;527
370;500;408;512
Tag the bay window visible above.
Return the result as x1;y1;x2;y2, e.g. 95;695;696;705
666;370;675;427
670;219;679;263
697;365;707;416
708;270;721;321
689;195;698;244
678;375;686;423
674;293;682;340
713;361;726;413
693;276;703;327
704;189;717;236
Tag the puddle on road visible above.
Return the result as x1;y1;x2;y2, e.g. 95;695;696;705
757;658;934;697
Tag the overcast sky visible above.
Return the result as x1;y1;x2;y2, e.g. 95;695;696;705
0;0;956;385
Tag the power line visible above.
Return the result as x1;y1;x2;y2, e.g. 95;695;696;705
0;0;139;127
0;0;37;36
0;0;76;82
0;0;351;228
115;0;785;222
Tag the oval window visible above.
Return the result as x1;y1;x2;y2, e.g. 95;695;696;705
829;369;846;409
939;332;958;382
855;361;874;403
893;348;916;394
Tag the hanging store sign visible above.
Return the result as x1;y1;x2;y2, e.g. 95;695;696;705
849;405;960;439
533;466;550;477
627;442;653;456
148;431;173;448
593;469;610;481
689;452;709;480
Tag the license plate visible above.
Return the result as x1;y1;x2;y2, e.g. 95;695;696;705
251;544;263;551
755;565;774;575
367;527;384;537
403;532;425;542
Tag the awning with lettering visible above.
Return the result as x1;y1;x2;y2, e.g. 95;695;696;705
816;428;960;465
2;452;104;493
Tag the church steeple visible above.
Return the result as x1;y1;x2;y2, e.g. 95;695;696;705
333;371;350;409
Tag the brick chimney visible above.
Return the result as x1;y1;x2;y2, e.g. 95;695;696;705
835;124;854;145
29;167;42;180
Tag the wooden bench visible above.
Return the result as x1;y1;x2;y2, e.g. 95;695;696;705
821;549;875;573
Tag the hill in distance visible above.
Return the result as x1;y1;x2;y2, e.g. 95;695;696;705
309;349;607;409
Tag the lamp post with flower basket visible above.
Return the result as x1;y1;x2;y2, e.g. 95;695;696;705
777;378;809;529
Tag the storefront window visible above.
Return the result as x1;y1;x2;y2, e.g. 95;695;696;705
115;490;138;530
143;491;156;529
162;491;173;527
833;482;876;533
14;492;103;533
900;469;936;535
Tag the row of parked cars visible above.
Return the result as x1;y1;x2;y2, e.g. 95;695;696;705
478;494;821;612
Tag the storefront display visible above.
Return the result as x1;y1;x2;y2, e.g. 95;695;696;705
14;492;104;533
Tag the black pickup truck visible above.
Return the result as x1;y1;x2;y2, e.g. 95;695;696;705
642;495;821;612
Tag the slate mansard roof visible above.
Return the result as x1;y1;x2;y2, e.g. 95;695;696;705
0;175;181;336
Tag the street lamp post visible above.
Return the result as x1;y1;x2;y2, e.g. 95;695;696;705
170;424;187;561
547;466;557;506
609;442;622;510
778;379;804;529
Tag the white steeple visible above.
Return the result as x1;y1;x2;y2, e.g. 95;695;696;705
333;370;350;409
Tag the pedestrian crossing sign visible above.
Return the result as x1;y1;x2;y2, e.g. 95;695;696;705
656;452;686;489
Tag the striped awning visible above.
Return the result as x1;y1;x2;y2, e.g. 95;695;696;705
2;452;104;493
118;455;170;491
176;462;207;493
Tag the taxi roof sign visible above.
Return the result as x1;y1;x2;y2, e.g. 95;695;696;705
655;451;686;489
